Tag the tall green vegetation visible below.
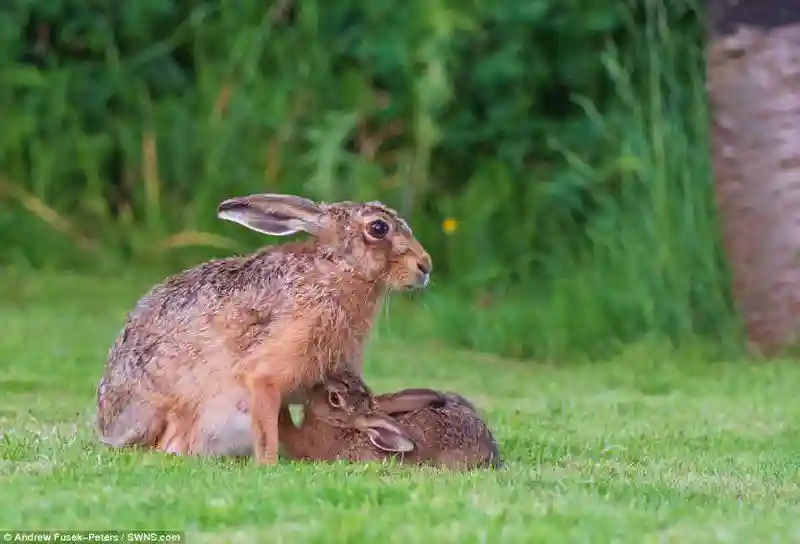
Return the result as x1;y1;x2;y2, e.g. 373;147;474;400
0;0;741;359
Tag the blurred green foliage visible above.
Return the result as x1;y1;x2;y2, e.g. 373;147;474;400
0;0;741;359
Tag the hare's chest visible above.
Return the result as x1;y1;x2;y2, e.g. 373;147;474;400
306;313;371;365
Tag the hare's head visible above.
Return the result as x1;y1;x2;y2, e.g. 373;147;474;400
217;193;432;291
306;370;416;453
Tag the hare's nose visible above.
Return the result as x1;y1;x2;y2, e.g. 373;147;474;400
417;255;432;275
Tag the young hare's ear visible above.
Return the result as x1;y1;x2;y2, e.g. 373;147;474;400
217;193;324;236
355;415;415;453
375;389;446;415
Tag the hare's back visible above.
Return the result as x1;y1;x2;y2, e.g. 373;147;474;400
398;394;501;469
107;252;295;362
131;254;273;321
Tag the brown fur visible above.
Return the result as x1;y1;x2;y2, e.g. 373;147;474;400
96;194;432;464
278;370;503;470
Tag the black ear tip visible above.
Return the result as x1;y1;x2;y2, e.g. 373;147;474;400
217;198;249;213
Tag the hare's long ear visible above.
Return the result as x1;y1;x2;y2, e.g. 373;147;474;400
355;415;415;453
217;193;324;236
375;389;445;415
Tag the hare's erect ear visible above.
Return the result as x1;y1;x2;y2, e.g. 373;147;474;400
217;193;324;237
355;416;415;453
323;369;371;395
375;388;446;415
322;373;348;390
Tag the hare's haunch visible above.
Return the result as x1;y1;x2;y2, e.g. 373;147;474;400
95;194;432;465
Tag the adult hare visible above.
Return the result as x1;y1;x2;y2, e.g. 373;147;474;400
96;194;431;465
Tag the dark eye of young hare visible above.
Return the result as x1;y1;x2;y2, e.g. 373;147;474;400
328;391;345;408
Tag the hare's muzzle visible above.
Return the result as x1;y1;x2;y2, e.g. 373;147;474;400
416;268;430;288
414;254;432;288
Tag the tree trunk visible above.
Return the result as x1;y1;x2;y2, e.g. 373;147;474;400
707;0;800;356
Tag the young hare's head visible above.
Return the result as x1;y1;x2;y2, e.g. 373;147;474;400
217;193;432;291
306;371;416;453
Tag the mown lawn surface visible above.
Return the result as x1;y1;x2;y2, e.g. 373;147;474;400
0;271;798;543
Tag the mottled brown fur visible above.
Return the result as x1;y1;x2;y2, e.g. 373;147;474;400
96;194;431;464
278;370;503;470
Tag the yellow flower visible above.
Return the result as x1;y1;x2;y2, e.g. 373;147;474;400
441;217;458;235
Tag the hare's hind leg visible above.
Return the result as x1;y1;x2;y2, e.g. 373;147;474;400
156;413;191;455
98;398;165;450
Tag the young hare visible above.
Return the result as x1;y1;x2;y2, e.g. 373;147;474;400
96;193;431;465
279;370;502;470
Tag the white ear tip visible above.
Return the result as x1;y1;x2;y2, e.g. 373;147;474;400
217;209;247;225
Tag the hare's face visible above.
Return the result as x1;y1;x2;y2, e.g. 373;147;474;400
307;371;375;428
216;193;432;291
308;371;417;454
326;202;432;291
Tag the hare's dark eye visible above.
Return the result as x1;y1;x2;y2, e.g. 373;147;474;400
366;219;390;240
328;391;344;408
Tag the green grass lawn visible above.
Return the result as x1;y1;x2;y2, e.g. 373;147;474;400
1;270;799;543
